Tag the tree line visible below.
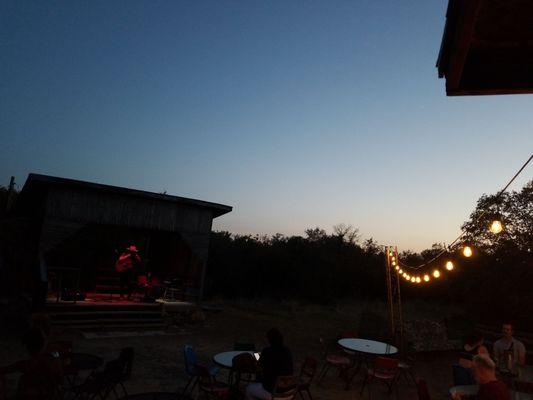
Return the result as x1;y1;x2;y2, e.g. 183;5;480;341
206;181;533;330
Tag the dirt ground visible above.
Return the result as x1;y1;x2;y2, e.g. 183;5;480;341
1;299;462;400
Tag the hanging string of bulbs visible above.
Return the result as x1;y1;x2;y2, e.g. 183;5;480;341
388;153;533;285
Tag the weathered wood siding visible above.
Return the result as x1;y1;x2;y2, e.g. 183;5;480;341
45;187;214;235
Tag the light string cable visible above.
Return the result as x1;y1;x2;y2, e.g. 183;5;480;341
397;153;533;271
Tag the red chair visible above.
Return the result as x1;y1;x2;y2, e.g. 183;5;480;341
360;357;399;399
298;357;318;400
197;365;231;400
317;338;351;385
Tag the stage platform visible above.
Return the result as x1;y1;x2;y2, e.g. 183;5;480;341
46;293;197;331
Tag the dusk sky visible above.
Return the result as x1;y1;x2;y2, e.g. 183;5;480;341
2;1;532;251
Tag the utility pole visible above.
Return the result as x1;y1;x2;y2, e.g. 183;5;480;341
385;246;403;352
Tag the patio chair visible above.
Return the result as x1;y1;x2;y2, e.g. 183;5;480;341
197;365;231;400
181;345;219;398
297;357;318;400
360;357;399;400
272;375;299;400
317;338;351;385
416;379;431;400
109;347;134;398
396;346;416;387
452;364;475;386
231;352;258;388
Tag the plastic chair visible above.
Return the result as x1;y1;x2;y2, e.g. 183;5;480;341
197;365;231;400
272;375;299;400
317;338;351;384
182;345;219;398
231;352;258;387
452;364;475;386
298;357;318;400
360;357;399;399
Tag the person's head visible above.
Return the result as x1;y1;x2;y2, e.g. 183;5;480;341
502;323;514;340
266;328;284;347
22;327;45;357
472;354;497;384
126;245;138;253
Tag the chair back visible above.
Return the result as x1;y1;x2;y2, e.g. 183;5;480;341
233;343;256;351
452;363;475;386
299;357;318;383
416;379;431;400
184;345;198;375
513;380;533;394
374;357;399;373
272;375;299;400
232;353;257;373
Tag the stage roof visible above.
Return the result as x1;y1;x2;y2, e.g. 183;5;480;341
437;0;533;95
19;173;232;218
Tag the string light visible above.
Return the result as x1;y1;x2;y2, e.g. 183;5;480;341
410;277;416;283
395;265;400;271
423;274;430;282
445;261;454;271
490;220;503;234
398;269;403;274
415;277;421;283
433;270;440;278
462;246;472;258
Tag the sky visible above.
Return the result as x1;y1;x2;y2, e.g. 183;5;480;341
1;1;532;251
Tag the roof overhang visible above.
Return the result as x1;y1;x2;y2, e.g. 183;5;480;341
437;0;533;96
19;173;232;218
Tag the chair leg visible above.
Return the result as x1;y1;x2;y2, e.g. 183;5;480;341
317;363;330;384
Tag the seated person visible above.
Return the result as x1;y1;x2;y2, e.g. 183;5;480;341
459;332;489;368
0;327;63;399
246;328;293;400
453;354;510;400
493;323;526;374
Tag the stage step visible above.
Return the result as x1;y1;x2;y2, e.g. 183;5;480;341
47;301;165;331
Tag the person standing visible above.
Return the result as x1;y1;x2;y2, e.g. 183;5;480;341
493;323;526;375
115;245;141;299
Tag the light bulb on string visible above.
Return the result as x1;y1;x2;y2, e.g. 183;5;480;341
462;246;473;258
395;266;400;271
399;269;403;274
415;277;421;283
423;274;430;282
392;261;396;266
490;220;503;234
410;277;416;283
433;270;440;278
445;261;454;271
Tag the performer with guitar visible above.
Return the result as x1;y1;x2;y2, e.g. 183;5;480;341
115;245;142;299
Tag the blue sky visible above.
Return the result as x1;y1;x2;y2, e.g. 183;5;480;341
1;1;532;251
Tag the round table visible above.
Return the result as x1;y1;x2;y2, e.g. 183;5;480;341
213;351;258;369
337;338;398;355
